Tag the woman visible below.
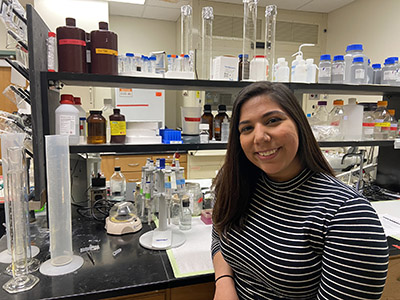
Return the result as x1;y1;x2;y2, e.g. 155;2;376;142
211;82;388;300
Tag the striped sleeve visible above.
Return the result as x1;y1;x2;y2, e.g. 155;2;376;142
317;197;389;300
211;225;221;258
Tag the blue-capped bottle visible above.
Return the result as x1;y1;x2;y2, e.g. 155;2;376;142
350;57;367;84
318;54;331;83
372;63;382;84
381;57;397;86
331;55;345;84
344;44;368;83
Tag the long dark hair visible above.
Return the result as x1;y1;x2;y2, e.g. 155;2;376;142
212;81;334;236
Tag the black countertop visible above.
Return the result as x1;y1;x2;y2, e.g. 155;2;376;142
0;208;214;299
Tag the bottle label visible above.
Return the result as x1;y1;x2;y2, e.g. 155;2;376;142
110;121;126;136
355;69;365;79
383;70;396;80
59;115;76;135
59;39;86;46
332;65;344;75
363;127;374;135
375;122;391;127
362;122;375;127
320;67;331;77
95;48;118;56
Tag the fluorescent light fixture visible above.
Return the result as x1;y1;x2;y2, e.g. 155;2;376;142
107;0;146;4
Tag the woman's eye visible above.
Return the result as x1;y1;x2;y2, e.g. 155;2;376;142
239;126;252;133
266;117;282;125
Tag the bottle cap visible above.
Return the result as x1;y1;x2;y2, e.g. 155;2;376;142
346;44;363;52
60;94;74;104
317;101;327;106
182;200;190;207
348;97;357;105
126;53;134;57
352;57;364;63
73;97;82;105
238;54;243;59
384;57;396;65
306;58;314;64
89;110;103;114
99;21;109;30
204;104;212;113
167;54;171;58
48;32;56;38
114;166;121;171
218;104;227;112
377;100;388;107
333;99;344;106
333;55;344;61
66;18;76;26
372;63;381;69
113;108;120;114
388;109;395;116
320;54;331;61
388;56;399;62
254;55;266;58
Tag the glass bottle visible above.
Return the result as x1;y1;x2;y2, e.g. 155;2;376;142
102;98;114;142
201;104;214;140
214;104;229;141
362;104;375;140
221;117;230;142
238;54;250;81
331;55;345;84
110;166;126;201
388;109;398;139
309;101;329;126
179;199;192;231
109;108;126;144
170;194;182;226
87;110;106;144
199;123;210;143
318;54;331;84
373;101;390;140
328;99;344;140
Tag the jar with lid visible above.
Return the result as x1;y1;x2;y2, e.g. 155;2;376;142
186;182;203;216
214;104;229;141
238;54;249;81
250;55;268;81
109;108;126;144
87;110;106;144
201;104;213;140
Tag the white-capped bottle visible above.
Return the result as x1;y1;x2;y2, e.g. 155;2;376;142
274;57;289;82
292;59;307;83
372;63;382;84
110;166;126;201
350;57;367;84
342;98;363;140
291;55;302;82
306;58;317;83
55;94;80;145
318;54;331;83
331;55;345;84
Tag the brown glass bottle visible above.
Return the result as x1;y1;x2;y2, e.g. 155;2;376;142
201;104;214;140
90;22;118;75
87;110;106;144
56;18;87;73
238;54;249;81
214;104;229;141
110;108;126;144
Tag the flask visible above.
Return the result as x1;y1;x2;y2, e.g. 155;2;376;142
90;22;118;75
238;54;250;81
342;98;363;140
328;99;344;140
381;57;397;86
362;104;375;140
305;58;317;83
221;117;230;142
350;57;367;84
56;18;86;73
102;98;114;142
87;110;106;144
274;57;289;82
214;104;229;141
55;94;79;145
344;44;367;83
331;55;345;84
318;54;331;83
373;101;389;140
179;199;192;230
201;104;214;140
292;59;307;83
367;59;373;84
388;109;398;139
73;97;86;143
109;108;126;143
199;123;210;143
249;55;268;81
372;64;382;84
110;166;126;201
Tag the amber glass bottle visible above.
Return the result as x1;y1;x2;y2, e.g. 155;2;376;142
214;105;229;141
110;108;126;144
201;104;214;140
87;110;106;144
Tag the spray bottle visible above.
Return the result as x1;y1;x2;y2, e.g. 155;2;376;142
290;43;315;82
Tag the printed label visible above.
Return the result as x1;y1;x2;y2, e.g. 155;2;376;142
184;117;201;122
95;48;118;56
320;67;331;77
119;88;133;97
59;115;76;135
375;122;391;127
332;65;344;75
355;69;365;79
110;121;127;136
59;39;86;46
383;70;396;81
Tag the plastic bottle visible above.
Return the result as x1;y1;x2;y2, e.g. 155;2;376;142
292;59;307;83
388;109;398;139
102;98;114;142
47;32;56;72
199;123;210;143
381;57;397;86
274;57;289;82
328;99;344;140
372;64;382;84
87;110;106;144
310;101;329;125
250;55;268;81
291;55;302;82
149;56;156;74
331;55;345;84
344;44;367;84
361;104;375;140
305;58;317;83
318;54;331;84
238;54;250;81
221;117;230;142
55;94;79;145
367;59;373;84
342;98;363;140
109;108;126;144
73;97;86;144
201;104;214;140
214;104;229;141
179;199;192;231
110;166;126;201
373;100;390;140
350;57;367;84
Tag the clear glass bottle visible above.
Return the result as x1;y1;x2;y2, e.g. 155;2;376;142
221;117;230;142
110;166;126;201
372;63;382;84
331;55;345;84
328;99;344;140
179;199;192;231
199;123;210;143
388;109;398;139
350;56;367;84
170;194;182;225
318;54;331;83
381;57;397;85
310;101;329;125
362;104;375;140
373;100;390;140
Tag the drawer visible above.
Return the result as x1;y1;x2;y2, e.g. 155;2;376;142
122;171;142;183
115;155;148;172
152;153;187;164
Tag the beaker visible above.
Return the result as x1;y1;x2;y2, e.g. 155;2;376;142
201;7;213;80
264;5;277;81
242;0;258;80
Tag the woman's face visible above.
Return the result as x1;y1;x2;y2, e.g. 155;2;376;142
238;94;303;182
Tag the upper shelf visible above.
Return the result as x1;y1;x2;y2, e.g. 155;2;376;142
43;71;400;96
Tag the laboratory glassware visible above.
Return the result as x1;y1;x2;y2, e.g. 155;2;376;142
201;6;213;80
242;0;258;81
264;4;277;81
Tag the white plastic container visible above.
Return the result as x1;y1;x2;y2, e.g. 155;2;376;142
292;59;307;83
331;55;345;84
305;58;317;83
55;94;79;145
250;55;268;81
291;55;302;82
181;106;202;135
350;56;367;84
273;57;289;82
318;54;331;83
344;44;368;83
342;98;363;140
73;97;86;144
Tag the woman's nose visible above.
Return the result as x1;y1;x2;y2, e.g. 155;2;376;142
254;124;270;144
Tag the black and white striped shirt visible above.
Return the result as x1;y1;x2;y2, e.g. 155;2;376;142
212;169;388;299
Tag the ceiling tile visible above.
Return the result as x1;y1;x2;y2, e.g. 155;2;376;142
142;5;181;21
297;0;354;13
145;0;190;9
109;2;145;18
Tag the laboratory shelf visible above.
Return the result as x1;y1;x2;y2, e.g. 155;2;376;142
318;140;395;148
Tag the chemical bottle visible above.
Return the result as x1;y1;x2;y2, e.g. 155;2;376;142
361;104;375;140
342;98;363;140
292;59;307;83
56;18;86;73
199;123;210;143
85;32;91;73
372;64;382;84
102;98;114;142
201;104;214;140
344;44;368;84
179;198;192;231
328;99;344;140
350;57;367;84
291;55;302;82
290;44;315;81
305;58;317;83
73;97;86;144
238;54;250;81
388;109;398;139
221;117;230;142
55;94;80;145
273;57;289;82
250;55;268;81
90;22;118;75
170;194;182;225
309;101;329;126
109;108;126;143
318;54;331;83
110;166;126;201
214;105;229;141
381;57;397;86
87;110;106;144
392;57;400;86
373;101;390;140
367;59;373;84
331;55;345;84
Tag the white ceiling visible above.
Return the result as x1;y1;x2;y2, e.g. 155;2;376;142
109;0;355;21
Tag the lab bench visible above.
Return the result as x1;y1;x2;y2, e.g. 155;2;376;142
0;208;215;300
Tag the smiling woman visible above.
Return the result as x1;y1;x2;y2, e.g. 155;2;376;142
211;81;388;300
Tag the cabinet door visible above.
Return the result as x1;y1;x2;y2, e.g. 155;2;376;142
381;255;400;299
116;155;149;172
170;282;215;300
103;289;167;300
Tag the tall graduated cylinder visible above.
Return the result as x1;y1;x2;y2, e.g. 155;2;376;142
45;135;73;266
242;0;258;80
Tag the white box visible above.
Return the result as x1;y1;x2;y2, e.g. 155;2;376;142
212;56;239;81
